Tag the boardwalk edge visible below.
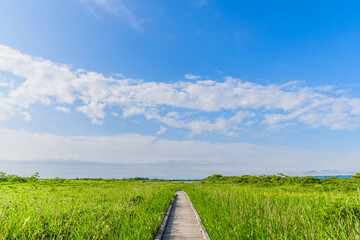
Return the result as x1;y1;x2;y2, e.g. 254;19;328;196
155;193;177;240
183;190;211;240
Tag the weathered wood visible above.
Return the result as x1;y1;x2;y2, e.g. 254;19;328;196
155;194;176;240
160;190;210;240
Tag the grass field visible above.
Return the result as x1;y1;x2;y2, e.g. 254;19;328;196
1;175;360;239
0;180;175;240
185;183;360;239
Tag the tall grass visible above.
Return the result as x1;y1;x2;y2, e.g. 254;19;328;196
185;184;360;239
3;178;360;239
0;181;175;239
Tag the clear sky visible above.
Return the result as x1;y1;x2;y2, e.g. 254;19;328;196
0;0;360;178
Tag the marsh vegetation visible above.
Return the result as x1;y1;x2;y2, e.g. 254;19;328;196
1;172;360;239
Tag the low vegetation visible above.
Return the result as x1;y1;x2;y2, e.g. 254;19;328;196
0;175;175;239
184;174;360;239
1;172;360;239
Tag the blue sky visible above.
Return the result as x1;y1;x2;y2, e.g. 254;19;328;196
0;0;360;178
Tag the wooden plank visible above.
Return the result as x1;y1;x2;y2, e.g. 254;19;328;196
161;190;210;240
155;194;176;240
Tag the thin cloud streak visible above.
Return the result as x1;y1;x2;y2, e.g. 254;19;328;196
0;128;359;178
80;0;143;30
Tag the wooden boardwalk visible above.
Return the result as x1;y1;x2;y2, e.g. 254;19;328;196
161;190;210;240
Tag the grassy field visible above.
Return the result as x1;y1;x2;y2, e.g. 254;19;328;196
184;183;360;239
2;174;360;239
0;180;176;240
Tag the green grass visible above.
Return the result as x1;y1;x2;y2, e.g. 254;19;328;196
184;183;360;239
0;180;176;240
3;177;360;240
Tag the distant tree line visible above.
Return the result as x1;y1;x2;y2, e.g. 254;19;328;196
202;173;360;189
0;171;40;182
2;171;360;188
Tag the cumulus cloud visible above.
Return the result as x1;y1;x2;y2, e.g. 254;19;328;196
56;106;72;114
122;106;145;117
21;112;31;122
144;110;251;135
1;44;360;134
156;126;167;135
184;73;201;80
76;102;106;125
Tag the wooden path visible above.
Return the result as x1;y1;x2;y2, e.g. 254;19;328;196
157;190;210;240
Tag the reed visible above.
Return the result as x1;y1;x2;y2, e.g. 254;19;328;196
184;183;360;239
0;180;175;239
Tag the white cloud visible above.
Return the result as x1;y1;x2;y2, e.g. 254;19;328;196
0;98;16;120
76;102;106;125
196;80;215;85
0;128;359;176
80;0;142;30
21;112;31;122
230;111;255;123
145;110;252;135
1;44;360;133
184;73;201;80
156;126;167;135
122;106;145;117
0;82;9;87
56;106;72;114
